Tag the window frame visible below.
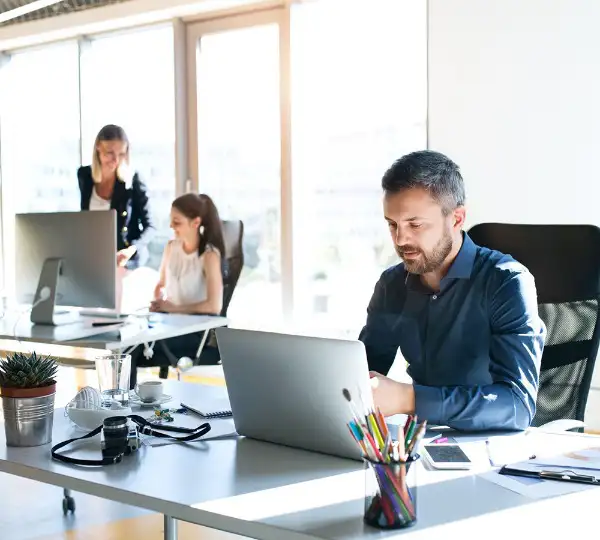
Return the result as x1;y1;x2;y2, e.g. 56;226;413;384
185;6;294;321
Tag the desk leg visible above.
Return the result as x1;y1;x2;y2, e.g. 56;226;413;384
194;330;210;361
164;515;178;540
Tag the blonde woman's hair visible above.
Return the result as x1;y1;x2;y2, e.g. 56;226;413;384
91;124;133;185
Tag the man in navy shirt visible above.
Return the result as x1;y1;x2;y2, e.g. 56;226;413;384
360;151;545;431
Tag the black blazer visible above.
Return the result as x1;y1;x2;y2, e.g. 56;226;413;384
78;165;153;268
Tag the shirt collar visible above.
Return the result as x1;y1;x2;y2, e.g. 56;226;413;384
405;231;477;292
444;231;477;280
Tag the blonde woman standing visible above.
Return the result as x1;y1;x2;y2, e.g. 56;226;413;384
78;124;153;269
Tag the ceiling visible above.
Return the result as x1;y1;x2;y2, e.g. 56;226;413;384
0;0;131;27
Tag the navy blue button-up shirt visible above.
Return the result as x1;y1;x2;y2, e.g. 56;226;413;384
359;233;545;431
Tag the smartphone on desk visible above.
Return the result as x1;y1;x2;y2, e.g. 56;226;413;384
421;442;473;470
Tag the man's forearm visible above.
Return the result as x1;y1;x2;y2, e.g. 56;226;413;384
413;383;534;431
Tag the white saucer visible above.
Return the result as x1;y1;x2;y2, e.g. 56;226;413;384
130;394;173;407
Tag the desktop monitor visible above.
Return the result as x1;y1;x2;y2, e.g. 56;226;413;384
15;210;117;325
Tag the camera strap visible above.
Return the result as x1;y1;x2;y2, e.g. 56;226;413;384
51;414;212;466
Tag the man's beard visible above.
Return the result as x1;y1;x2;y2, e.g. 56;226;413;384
396;230;453;275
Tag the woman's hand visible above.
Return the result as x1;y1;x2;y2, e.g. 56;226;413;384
117;246;137;267
150;298;177;313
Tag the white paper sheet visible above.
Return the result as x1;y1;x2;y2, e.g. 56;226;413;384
531;445;600;471
480;434;600;499
479;468;592;499
485;432;536;466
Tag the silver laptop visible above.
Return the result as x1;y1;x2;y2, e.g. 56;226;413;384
215;328;374;461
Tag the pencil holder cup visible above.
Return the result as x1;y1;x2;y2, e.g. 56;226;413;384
363;454;419;530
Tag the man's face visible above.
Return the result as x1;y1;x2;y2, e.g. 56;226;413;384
383;187;461;275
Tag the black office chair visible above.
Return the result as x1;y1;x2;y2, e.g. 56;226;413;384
219;219;245;319
196;219;245;360
468;223;600;427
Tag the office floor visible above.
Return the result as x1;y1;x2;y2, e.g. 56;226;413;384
1;364;248;540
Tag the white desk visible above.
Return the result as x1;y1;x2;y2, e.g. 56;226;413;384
1;381;599;540
0;313;228;351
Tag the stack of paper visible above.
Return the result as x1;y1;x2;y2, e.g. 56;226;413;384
481;434;600;499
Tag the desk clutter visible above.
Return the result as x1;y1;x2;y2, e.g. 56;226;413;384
343;388;426;529
56;385;220;466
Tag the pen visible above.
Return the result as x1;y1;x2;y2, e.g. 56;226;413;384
404;416;418;448
347;423;369;457
406;420;427;456
368;413;385;450
364;431;384;462
539;470;598;484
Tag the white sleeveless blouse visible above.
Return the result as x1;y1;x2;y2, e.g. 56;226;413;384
164;240;219;306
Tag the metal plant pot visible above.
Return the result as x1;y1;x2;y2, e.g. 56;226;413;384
1;384;56;447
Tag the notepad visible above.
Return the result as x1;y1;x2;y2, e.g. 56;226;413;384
181;397;232;419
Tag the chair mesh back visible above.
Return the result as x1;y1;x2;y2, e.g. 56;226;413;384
220;220;244;317
534;301;597;426
468;223;600;426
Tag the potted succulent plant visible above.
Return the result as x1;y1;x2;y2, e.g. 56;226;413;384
0;352;58;447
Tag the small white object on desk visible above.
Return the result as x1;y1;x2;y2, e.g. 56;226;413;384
66;386;132;430
135;380;164;402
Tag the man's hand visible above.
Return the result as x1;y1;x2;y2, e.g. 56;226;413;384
370;371;415;417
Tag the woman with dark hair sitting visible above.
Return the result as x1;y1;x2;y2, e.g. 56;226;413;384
131;193;225;386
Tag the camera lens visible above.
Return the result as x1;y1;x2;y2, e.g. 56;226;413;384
101;416;129;460
103;416;128;431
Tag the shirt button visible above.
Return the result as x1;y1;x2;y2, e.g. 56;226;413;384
122;210;127;217
432;295;438;300
122;226;128;233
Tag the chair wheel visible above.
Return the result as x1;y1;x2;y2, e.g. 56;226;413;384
62;495;76;514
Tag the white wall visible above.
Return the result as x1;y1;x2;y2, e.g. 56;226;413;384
428;0;600;427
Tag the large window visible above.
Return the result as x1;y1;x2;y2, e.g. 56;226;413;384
290;0;427;337
0;3;427;337
194;22;282;326
0;43;80;214
80;25;176;271
0;42;80;291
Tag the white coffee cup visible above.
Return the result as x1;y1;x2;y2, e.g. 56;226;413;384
135;380;163;402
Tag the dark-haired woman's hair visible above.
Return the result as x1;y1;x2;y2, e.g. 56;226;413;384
171;193;225;258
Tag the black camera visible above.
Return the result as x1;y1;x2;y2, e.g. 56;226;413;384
100;416;140;460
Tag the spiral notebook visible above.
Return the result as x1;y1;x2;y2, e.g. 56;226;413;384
180;397;233;419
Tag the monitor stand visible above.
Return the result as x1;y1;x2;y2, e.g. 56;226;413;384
30;258;79;326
